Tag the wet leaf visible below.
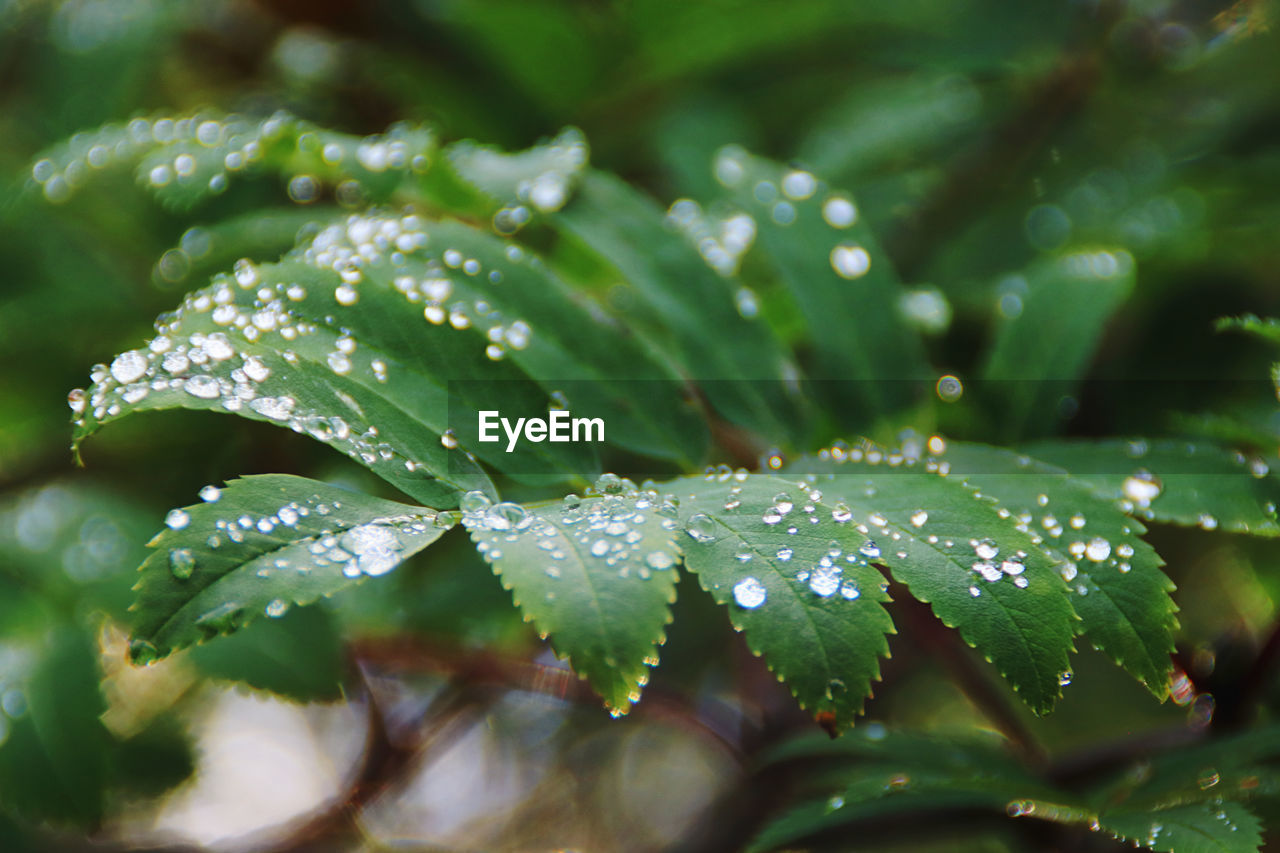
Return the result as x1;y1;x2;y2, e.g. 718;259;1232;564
130;474;446;663
670;472;894;727
461;482;680;715
940;442;1177;697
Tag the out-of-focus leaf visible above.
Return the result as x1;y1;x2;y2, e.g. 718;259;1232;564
800;73;984;180
981;249;1136;441
1100;801;1262;853
189;603;345;701
749;730;1077;853
449;130;807;448
710;148;931;425
1025;439;1280;537
0;626;109;827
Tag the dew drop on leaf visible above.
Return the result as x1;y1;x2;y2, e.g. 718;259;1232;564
684;513;716;543
822;196;857;228
460;490;492;514
165;509;190;530
830;242;871;279
1122;469;1162;507
1084;537;1111;562
168;547;196;579
733;576;767;609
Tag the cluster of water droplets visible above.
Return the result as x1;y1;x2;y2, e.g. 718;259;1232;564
711;146;871;282
30;110;433;207
71;209;547;476
460;473;682;595
451;127;588;233
666;197;758;282
160;485;446;593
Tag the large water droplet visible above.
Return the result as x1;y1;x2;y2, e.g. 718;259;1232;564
1122;469;1162;507
1084;537;1111;562
165;509;190;530
733;576;767;609
110;350;149;384
809;564;842;597
340;524;404;576
830;243;871;279
684;513;716;543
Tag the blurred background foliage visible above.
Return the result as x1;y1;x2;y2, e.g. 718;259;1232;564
2;0;1280;850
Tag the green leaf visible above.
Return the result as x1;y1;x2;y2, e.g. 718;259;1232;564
1025;439;1280;537
76;212;606;506
188;603;346;701
750;730;1078;853
980;250;1136;440
787;446;1077;713
1216;314;1280;347
939;442;1177;696
559;170;808;447
31;111;436;210
449;132;808;448
446;126;589;211
130;474;448;663
1100;801;1262;853
667;472;894;727
799;72;983;180
710;148;932;424
0;626;109;827
461;482;680;715
405;220;708;465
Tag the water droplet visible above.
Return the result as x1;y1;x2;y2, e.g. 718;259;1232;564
822;196;858;228
831;503;852;523
184;375;220;399
936;374;964;402
809;564;842;597
340;523;404;576
685;513;716;543
1122;469;1162;507
590;539;610;558
165;509;190;530
1198;768;1221;790
110;350;149;384
910;509;928;528
859;540;881;559
1058;671;1073;686
460;491;492;514
1084;537;1111;562
266;598;289;618
830;243;871;279
1198;513;1219;531
169;547;196;579
645;550;675;570
595;472;625;494
973;539;998;560
480;503;526;532
733;576;767;609
776;547;793;561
